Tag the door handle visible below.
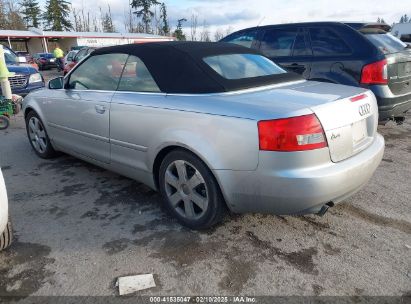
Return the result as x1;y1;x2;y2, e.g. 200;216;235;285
95;105;106;114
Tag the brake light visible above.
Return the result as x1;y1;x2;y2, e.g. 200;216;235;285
360;59;388;85
350;93;367;102
258;114;327;151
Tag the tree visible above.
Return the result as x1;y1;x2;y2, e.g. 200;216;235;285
159;2;169;35
0;0;26;30
101;5;115;33
43;0;72;31
399;14;409;23
130;0;160;34
190;13;198;41
199;20;210;42
173;18;186;41
20;0;41;28
214;28;224;41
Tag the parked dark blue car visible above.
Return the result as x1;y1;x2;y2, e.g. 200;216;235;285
221;22;411;123
2;46;45;96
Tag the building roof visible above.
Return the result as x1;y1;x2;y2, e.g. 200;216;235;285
92;41;301;94
0;28;173;40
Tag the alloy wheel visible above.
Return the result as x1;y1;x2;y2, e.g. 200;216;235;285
28;117;47;154
164;160;209;219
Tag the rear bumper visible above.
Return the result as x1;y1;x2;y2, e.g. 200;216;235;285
214;134;384;215
368;85;411;120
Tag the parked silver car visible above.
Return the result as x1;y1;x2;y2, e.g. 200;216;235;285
23;42;385;229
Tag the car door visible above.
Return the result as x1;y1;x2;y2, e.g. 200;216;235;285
306;27;353;83
256;27;312;78
44;53;128;164
110;55;166;175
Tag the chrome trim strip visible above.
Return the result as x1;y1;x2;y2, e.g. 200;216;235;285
110;139;148;152
48;122;109;143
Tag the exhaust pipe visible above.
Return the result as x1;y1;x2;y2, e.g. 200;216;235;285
318;202;334;217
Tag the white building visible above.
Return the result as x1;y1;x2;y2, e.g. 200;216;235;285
0;27;174;54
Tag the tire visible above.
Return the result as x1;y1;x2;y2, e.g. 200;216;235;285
159;149;226;230
0;220;12;251
25;111;58;159
0;115;10;130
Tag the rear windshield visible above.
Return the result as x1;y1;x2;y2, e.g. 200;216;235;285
365;33;407;54
203;54;286;80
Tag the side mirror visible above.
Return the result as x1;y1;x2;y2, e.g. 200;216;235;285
48;77;64;90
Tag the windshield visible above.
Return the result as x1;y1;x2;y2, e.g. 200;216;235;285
4;48;18;64
365;33;407;54
40;53;55;58
203;54;286;80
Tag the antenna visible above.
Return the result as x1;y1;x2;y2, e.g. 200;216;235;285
257;16;265;27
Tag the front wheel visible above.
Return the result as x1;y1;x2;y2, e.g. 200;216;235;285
159;150;226;230
0;115;10;130
0;220;12;251
26;111;58;159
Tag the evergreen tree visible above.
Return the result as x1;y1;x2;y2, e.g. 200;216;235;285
131;0;160;33
20;0;41;28
101;5;115;33
399;14;410;23
173;18;186;41
159;2;169;35
43;0;72;31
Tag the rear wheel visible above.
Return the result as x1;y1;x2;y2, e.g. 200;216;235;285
0;116;10;130
0;220;12;251
26;111;58;159
159;150;225;230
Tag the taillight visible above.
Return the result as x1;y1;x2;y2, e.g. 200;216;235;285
258;114;327;152
360;59;388;85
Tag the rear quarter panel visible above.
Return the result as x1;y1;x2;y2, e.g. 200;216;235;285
110;92;260;172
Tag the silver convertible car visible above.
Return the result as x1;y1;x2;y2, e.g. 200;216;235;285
23;42;384;229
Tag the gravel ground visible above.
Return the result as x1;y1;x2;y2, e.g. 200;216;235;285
0;70;410;298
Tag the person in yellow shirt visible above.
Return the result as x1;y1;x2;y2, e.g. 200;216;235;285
53;44;64;72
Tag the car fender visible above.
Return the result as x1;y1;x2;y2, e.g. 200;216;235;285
147;116;260;172
23;94;49;132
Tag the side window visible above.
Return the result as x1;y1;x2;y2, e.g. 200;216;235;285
117;55;160;93
309;28;351;56
68;53;128;91
75;49;87;62
222;30;257;48
292;32;311;56
260;28;298;57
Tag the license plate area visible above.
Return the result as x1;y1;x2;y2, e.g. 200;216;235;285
352;119;367;146
398;62;411;78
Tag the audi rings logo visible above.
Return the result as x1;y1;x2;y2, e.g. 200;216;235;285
359;103;371;116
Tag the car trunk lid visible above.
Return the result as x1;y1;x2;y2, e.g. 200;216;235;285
310;91;379;162
386;50;411;95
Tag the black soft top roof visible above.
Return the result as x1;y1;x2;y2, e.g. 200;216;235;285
92;41;301;94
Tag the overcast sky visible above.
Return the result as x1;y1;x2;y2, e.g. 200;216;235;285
39;0;411;35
